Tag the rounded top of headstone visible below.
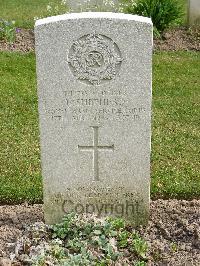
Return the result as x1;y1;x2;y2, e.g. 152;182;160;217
35;12;152;27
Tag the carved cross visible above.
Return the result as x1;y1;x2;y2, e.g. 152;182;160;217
78;126;114;181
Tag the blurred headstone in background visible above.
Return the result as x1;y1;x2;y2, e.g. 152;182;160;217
188;0;200;25
66;0;120;12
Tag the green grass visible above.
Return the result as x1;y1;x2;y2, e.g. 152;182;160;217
0;0;61;28
0;52;42;203
0;0;188;28
170;0;187;12
152;51;200;199
0;51;199;203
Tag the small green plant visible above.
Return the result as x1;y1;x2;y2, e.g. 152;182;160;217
52;212;75;239
170;242;178;252
108;217;126;230
14;213;149;265
131;232;148;259
135;261;146;266
118;230;129;248
0;19;16;43
122;0;183;35
51;213;122;264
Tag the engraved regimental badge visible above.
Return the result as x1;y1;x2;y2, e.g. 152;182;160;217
68;34;123;85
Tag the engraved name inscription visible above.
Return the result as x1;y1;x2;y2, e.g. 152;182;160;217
45;89;146;122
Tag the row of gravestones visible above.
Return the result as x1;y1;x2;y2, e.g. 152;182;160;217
35;0;199;226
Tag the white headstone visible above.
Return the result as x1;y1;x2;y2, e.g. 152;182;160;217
35;12;152;225
66;0;119;12
188;0;200;25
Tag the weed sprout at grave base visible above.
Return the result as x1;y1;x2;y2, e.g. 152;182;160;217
0;19;17;43
12;213;149;265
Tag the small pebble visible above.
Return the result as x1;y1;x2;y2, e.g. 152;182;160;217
0;258;12;266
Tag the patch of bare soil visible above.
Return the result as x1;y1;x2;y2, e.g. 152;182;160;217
140;200;200;266
0;204;43;264
0;29;34;53
154;26;200;51
0;26;200;53
0;200;199;265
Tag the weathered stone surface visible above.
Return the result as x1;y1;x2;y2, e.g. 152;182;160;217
188;0;200;25
35;12;152;225
66;0;119;12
